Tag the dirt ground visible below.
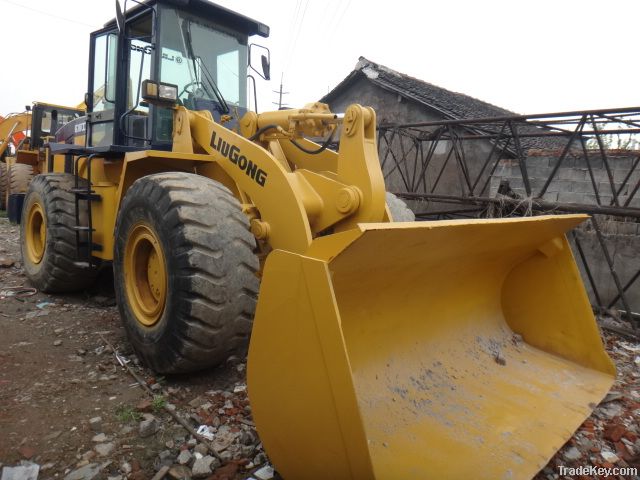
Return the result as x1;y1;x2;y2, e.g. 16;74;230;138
0;215;272;480
0;213;639;480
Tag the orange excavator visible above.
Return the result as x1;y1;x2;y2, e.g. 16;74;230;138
0;104;83;210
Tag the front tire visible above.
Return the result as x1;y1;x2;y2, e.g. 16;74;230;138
114;173;259;374
20;174;97;292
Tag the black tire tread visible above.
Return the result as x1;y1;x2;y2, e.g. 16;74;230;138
9;163;33;195
114;172;259;374
20;173;97;292
0;162;6;210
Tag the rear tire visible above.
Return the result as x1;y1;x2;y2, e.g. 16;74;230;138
386;191;415;221
8;163;33;204
114;173;259;374
0;162;7;210
20;174;97;292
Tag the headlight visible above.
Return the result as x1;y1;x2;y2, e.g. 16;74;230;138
142;80;178;105
158;83;178;101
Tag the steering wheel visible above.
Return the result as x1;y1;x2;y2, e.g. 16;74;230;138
178;81;207;99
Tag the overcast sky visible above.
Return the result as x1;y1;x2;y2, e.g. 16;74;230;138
0;0;638;116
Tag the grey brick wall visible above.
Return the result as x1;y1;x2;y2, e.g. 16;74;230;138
490;152;640;314
570;221;640;315
490;153;640;208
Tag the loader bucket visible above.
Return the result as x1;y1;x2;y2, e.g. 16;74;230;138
247;214;615;480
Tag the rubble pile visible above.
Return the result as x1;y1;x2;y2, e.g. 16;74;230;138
56;357;279;480
535;334;640;479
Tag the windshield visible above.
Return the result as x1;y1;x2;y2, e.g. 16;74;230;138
159;7;248;112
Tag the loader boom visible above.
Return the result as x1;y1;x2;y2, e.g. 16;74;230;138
172;103;388;254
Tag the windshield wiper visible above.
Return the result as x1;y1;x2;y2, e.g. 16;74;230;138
181;20;230;115
195;56;230;114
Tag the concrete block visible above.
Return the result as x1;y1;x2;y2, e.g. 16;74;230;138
584;169;608;183
557;191;587;204
616;184;629;196
508;165;524;179
608;156;633;170
549;156;575;168
508;163;529;178
621;194;640;208
601;195;615;206
570;229;640;309
493;165;510;178
597;182;619;196
570;181;597;194
612;167;640;184
527;165;552;179
548;179;575;193
575;155;604;169
526;178;547;195
615;222;639;236
526;156;551;168
540;191;559;202
583;194;599;205
507;177;524;190
558;168;586;181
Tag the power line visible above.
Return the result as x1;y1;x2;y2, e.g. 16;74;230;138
281;0;302;73
0;0;100;28
284;0;309;75
326;0;352;56
332;0;352;35
324;0;345;33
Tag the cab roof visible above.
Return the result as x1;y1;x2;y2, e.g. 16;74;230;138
104;0;269;38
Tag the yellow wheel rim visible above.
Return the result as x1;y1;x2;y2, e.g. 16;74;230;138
124;222;167;327
26;202;46;264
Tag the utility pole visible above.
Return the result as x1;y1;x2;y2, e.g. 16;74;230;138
273;73;289;110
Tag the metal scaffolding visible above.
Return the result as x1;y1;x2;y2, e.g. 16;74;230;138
378;106;640;335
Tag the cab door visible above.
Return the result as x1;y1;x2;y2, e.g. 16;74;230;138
121;11;155;147
86;28;120;147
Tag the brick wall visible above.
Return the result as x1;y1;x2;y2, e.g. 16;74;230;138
490;150;640;314
490;152;640;208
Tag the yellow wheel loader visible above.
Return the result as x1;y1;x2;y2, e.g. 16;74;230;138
0;104;83;209
19;1;614;478
0;112;30;209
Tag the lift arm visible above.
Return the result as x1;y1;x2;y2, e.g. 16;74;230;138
172;103;387;255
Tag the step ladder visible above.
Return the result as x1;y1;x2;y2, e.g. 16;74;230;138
72;153;102;265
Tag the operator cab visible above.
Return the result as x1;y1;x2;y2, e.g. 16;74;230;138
32;103;83;148
86;0;269;150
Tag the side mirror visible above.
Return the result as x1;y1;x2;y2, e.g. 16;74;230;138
261;54;271;81
249;43;270;81
115;0;125;34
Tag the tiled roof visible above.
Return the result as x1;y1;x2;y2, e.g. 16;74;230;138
322;57;516;121
321;57;565;150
